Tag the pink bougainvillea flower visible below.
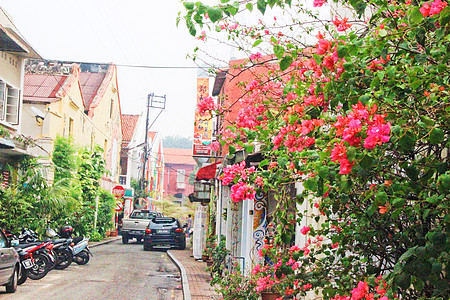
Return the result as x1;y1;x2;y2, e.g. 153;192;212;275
351;281;369;300
338;158;353;175
379;205;388;214
249;52;262;61
316;38;331;55
197;96;216;114
207;141;220;152
300;226;311;235
364;122;391;149
230;181;256;202
421;0;448;17
313;0;327;7
245;79;259;91
331;242;339;249
333;17;352;31
229;23;238;30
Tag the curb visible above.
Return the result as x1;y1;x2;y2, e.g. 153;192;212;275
90;236;121;248
167;250;191;300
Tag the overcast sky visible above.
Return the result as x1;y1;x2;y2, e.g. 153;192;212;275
1;0;210;138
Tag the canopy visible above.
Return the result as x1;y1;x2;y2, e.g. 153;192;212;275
195;161;221;180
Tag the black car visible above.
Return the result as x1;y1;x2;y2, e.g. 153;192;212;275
143;217;186;251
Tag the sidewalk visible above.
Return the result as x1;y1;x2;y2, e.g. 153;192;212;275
90;235;121;248
168;248;218;300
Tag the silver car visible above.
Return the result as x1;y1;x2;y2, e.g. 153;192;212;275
0;229;20;293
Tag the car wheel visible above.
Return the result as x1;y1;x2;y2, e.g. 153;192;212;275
17;268;27;285
122;236;129;244
5;266;18;293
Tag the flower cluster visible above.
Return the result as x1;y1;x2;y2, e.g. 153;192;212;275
331;277;395;300
218;161;257;202
197;96;216;115
331;102;391;174
420;0;448;17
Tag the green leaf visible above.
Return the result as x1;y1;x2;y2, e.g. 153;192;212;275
349;0;367;17
246;3;253;11
252;39;262;48
337;44;348;58
280;55;293;71
378;29;387;37
183;2;195;10
439;6;450;25
257;0;267;14
399;131;416;152
408;7;423;25
188;24;197;36
429;127;444;144
273;45;285;59
259;159;269;167
228;145;236;155
207;7;223;23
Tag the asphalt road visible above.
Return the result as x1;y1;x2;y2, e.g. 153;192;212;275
0;240;183;300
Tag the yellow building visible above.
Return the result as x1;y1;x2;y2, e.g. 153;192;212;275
22;60;122;189
0;6;40;169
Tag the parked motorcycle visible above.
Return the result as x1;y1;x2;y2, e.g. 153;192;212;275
58;226;92;265
18;229;56;277
45;227;73;270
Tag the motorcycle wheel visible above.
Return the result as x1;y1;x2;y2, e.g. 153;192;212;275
54;249;73;270
17;267;27;285
27;253;49;280
75;250;90;265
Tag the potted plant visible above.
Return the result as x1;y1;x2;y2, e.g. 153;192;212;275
251;244;315;300
210;263;259;300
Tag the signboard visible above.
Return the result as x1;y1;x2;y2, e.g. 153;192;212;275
112;185;125;197
115;200;123;212
193;77;213;157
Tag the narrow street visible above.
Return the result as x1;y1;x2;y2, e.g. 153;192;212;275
0;240;183;300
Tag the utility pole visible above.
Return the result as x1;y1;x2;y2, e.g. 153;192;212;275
141;93;166;193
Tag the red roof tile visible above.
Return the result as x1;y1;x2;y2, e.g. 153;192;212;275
23;74;67;102
164;148;196;165
79;72;106;110
121;114;139;142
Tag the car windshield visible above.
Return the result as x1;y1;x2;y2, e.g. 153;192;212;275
130;212;158;219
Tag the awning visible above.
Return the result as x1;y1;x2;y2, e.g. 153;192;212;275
0;138;15;149
195;161;221;180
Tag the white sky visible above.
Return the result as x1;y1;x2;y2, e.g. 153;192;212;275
1;0;209;138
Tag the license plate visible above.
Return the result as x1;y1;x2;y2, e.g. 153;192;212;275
22;259;33;269
158;230;170;234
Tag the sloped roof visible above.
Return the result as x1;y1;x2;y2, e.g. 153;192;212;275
164;148;196;165
23;74;67;103
121;114;139;143
79;72;106;110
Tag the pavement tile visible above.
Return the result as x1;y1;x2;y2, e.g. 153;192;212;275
169;248;219;300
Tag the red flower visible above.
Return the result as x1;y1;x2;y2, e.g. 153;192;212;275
313;0;327;7
333;17;352;31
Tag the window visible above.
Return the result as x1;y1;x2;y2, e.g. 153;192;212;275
0;80;20;125
119;175;127;185
0;231;7;248
110;98;114;119
68;117;74;137
176;169;186;189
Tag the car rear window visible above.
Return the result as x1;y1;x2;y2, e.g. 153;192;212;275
151;217;177;224
131;212;158;219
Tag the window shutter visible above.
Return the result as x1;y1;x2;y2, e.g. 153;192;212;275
6;87;19;125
